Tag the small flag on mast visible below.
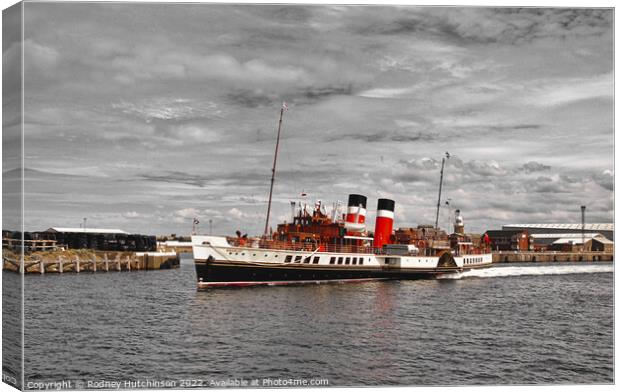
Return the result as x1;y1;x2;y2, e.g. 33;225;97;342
282;101;288;111
193;218;200;225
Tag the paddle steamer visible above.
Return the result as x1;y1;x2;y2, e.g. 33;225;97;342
192;105;492;288
193;195;492;288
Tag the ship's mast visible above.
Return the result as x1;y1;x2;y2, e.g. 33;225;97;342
263;103;287;237
434;151;450;230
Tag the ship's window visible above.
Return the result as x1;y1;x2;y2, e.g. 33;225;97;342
359;258;364;265
337;257;343;265
330;257;336;264
345;257;350;265
295;255;302;263
313;256;320;264
275;254;278;257
285;255;292;263
253;253;256;256
352;257;357;265
241;253;245;256
304;257;311;264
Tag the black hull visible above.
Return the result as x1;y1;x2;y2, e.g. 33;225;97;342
195;260;463;288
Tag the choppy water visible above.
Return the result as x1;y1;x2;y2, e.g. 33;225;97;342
3;261;614;387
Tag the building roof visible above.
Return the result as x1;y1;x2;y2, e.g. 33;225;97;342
552;238;588;245
550;234;614;245
46;227;129;234
530;233;604;239
503;223;613;231
485;229;526;235
592;237;614;245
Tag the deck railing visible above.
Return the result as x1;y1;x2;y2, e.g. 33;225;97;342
225;238;490;256
228;238;379;254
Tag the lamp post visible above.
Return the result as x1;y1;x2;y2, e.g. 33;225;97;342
581;205;586;252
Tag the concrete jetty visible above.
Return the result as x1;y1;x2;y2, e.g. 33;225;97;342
2;250;179;274
493;251;613;263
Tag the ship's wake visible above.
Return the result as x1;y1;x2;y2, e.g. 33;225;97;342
438;263;614;280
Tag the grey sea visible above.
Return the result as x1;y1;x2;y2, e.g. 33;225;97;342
2;261;614;388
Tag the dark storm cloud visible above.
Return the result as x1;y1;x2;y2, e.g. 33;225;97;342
356;8;612;45
593;170;614;191
522;161;551;173
226;90;278;109
491;124;542;132
300;85;354;101
328;130;436;143
227;85;354;109
140;172;210;188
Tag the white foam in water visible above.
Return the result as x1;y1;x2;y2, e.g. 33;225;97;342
438;264;614;280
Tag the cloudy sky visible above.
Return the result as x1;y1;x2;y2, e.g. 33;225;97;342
3;3;614;235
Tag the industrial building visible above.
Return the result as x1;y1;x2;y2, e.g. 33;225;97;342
502;223;613;241
484;229;530;251
3;228;156;252
485;223;614;253
530;233;613;252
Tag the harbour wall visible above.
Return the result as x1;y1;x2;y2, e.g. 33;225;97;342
493;251;613;263
2;250;180;274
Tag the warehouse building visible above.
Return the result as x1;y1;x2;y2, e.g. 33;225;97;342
32;227;156;251
502;223;613;241
484;229;530;251
530;233;613;252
